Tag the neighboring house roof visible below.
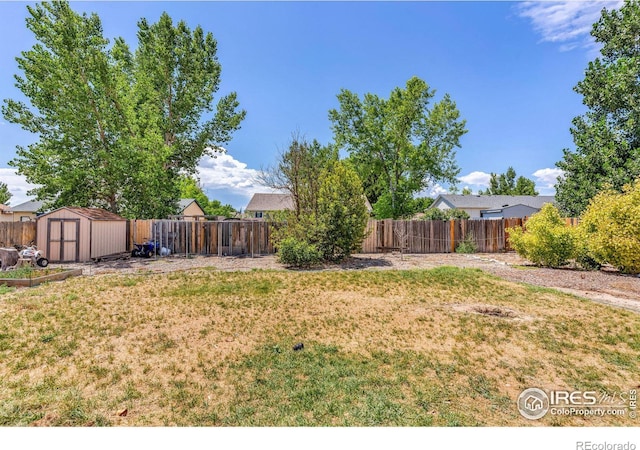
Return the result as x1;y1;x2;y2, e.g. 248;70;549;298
245;193;295;212
178;198;206;214
0;204;11;214
431;195;555;210
40;207;126;221
246;193;373;213
10;199;45;213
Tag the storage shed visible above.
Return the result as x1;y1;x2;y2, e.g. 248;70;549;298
37;207;127;262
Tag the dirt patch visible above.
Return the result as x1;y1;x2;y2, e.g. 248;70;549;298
49;251;640;313
448;303;535;321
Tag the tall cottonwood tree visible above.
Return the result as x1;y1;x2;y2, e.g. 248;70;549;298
555;0;640;216
3;2;245;218
329;76;467;219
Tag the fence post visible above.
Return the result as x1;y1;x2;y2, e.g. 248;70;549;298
449;220;455;253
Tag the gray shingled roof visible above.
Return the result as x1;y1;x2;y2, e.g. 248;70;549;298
10;200;45;213
178;198;194;210
245;193;295;212
432;195;555;210
246;193;373;213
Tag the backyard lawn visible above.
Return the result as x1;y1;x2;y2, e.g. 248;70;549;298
0;266;637;426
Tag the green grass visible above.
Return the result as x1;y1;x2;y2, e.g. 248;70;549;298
0;266;637;426
0;285;15;295
0;267;66;279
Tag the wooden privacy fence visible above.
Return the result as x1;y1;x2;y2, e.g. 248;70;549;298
360;218;579;254
0;222;37;247
5;216;580;257
127;219;274;257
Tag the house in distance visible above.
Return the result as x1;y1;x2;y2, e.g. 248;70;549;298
245;193;295;219
245;193;373;219
430;195;556;219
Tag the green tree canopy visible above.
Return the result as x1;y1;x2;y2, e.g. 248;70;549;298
479;167;538;195
555;0;640;216
329;76;467;219
0;182;12;205
3;2;245;218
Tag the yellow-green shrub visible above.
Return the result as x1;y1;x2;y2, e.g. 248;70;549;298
507;204;577;267
579;181;640;274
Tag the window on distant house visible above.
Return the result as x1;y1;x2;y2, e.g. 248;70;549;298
20;216;31;222
255;212;263;218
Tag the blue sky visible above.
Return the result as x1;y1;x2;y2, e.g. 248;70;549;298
0;1;623;210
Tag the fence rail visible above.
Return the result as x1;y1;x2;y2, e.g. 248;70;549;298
0;222;37;248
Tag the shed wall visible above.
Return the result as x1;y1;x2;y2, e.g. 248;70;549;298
91;220;127;258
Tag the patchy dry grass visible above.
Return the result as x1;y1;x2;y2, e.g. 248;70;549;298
0;266;638;426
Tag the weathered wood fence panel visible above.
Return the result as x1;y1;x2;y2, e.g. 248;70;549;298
126;219;274;257
0;222;37;247
360;217;576;254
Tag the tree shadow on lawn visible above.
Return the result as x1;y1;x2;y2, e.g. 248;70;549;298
337;256;393;270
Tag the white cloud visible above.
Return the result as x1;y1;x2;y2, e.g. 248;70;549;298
428;184;448;198
0;168;39;206
196;152;271;201
516;1;623;51
458;171;491;187
533;167;564;195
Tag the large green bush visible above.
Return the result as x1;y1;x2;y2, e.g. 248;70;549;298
316;161;369;261
277;237;322;268
579;181;640;274
275;161;369;265
507;204;577;267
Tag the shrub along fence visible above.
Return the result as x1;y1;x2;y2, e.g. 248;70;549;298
0;221;37;248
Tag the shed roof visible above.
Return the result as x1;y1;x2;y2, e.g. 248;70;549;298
432;195;555;210
178;198;206;213
246;193;295;212
41;207;126;221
